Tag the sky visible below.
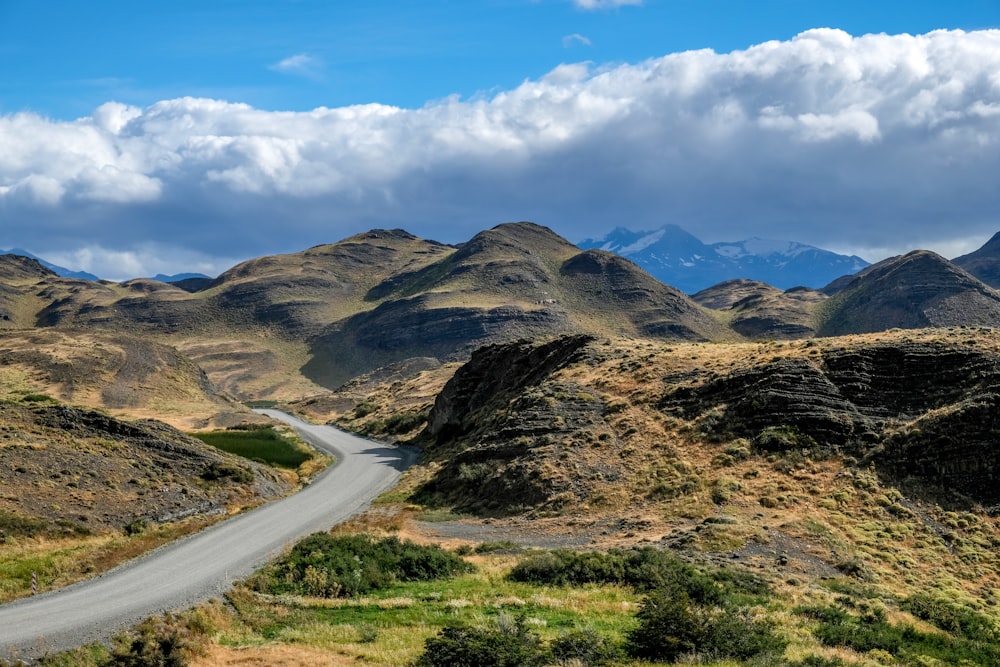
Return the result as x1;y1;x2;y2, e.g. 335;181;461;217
1;0;999;280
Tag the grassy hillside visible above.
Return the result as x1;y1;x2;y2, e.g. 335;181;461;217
0;395;293;604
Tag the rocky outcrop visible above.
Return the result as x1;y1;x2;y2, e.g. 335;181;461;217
660;337;1000;505
426;335;595;440
881;395;1000;506
413;335;601;514
661;357;870;448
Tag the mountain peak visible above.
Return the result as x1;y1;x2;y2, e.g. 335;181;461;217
819;250;1000;336
579;224;869;293
952;230;1000;289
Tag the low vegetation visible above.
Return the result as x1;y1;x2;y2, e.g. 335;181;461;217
191;426;314;470
246;533;474;598
18;525;1000;666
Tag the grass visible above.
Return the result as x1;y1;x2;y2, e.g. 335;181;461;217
217;552;641;665
0;515;224;604
192;427;315;470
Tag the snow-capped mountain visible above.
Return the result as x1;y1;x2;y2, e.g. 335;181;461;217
578;225;869;293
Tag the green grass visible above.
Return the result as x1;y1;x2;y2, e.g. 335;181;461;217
221;555;640;664
192;427;313;469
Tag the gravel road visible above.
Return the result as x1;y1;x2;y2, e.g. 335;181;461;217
0;410;415;661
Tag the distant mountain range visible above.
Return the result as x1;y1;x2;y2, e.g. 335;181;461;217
578;225;870;293
0;248;99;281
150;272;211;283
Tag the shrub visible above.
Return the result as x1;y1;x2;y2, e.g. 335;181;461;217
902;593;997;641
549;628;623;666
0;509;50;538
414;614;545;667
474;540;522;554
625;585;786;662
254;533;473;598
383;410;428;434
353;401;378;418
752;425;816;452
106;612;208;666
507;547;767;601
625;588;705;661
20;393;54;403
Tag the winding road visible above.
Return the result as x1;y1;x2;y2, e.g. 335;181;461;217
0;410;415;661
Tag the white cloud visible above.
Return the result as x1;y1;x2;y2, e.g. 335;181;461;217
268;53;323;79
45;244;236;282
562;33;592;48
573;0;642;10
4;29;1000;276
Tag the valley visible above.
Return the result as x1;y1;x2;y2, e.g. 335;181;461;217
5;221;1000;665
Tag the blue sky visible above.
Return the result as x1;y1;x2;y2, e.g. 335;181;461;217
3;0;995;120
1;0;999;279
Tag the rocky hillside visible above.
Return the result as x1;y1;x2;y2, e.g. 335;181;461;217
0;398;289;533
953;231;1000;288
692;279;826;339
0;329;247;430
817;250;1000;336
6;225;1000;407
303;223;732;387
406;330;1000;517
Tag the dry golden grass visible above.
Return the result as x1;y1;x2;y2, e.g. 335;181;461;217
323;329;1000;609
0;515;225;604
195;644;358;667
0;330;248;429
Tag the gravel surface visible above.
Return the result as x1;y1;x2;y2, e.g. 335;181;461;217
0;410;415;662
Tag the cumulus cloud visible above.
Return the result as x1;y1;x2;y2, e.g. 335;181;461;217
3;28;1000;277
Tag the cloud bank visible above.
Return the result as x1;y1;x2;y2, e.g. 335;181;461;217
2;29;1000;278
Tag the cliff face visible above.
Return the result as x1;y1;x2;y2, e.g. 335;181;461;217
413;335;600;514
408;331;1000;516
661;337;1000;506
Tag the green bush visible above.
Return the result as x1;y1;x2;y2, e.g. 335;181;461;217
507;547;767;600
625;584;786;662
414;615;545;667
799;603;1000;664
549;628;623;666
752;425;816;452
20;393;54;403
254;533;473;598
0;509;50;538
787;658;849;667
105;613;205;666
902;593;997;640
625;589;705;661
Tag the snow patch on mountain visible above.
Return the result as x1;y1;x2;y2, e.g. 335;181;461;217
579;225;870;293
